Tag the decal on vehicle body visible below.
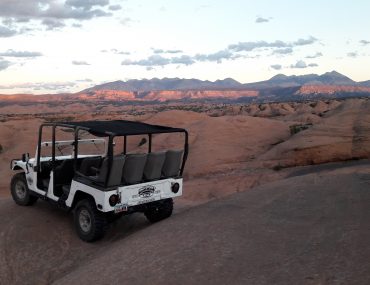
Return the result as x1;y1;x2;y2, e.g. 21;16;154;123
138;185;156;198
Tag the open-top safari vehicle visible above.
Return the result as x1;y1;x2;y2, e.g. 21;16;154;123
10;120;188;242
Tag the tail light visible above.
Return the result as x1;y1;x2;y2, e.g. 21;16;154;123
109;194;119;206
171;182;180;193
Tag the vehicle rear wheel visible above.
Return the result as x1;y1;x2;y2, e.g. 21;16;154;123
74;199;107;242
10;173;38;206
144;198;173;223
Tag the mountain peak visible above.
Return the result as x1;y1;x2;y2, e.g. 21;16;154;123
322;70;346;77
319;71;354;85
270;74;289;80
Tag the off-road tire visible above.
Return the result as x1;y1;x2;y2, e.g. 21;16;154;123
74;198;107;242
10;173;38;206
144;198;173;223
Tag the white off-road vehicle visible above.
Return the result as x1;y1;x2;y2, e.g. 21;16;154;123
10;120;188;242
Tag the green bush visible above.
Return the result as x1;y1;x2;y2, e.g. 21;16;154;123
289;123;313;135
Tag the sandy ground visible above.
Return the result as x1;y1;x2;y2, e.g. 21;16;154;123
0;98;370;284
0;162;369;284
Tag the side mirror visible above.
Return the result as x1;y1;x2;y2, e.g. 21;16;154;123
22;153;30;163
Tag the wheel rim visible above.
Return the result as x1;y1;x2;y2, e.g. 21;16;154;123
15;181;27;200
79;209;92;233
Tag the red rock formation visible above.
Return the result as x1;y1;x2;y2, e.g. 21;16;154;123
297;85;370;95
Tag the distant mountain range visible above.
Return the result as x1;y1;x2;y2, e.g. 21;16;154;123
82;71;370;93
82;77;242;92
1;71;370;104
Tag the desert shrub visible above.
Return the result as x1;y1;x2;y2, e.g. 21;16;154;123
45;116;75;122
0;144;3;153
289;123;313;135
258;104;266;111
273;164;284;171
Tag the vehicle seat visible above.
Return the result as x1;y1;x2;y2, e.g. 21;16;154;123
143;151;166;181
162;150;184;177
122;153;147;184
89;155;125;187
54;159;75;185
79;156;102;176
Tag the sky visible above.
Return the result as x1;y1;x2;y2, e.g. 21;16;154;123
0;0;369;94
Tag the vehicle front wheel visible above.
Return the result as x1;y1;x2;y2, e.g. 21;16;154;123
10;173;38;206
74;199;107;242
144;198;173;223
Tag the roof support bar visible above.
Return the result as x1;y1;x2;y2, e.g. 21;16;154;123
180;130;189;176
148;134;152;153
104;135;114;188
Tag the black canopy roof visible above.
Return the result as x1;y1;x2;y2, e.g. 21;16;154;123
56;120;186;136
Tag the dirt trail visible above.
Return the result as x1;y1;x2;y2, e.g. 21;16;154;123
352;100;370;158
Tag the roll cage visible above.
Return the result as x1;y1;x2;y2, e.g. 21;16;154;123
36;120;189;189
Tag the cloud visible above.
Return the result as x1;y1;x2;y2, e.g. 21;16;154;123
0;60;12;71
117;51;130;55
0;81;76;91
0;49;42;57
72;60;90;65
305;52;323;58
272;48;293;55
228;40;289;52
101;49;130;55
120;17;132;26
289;60;318;69
270;64;282;70
65;0;109;10
290;60;307;68
152;48;183;54
293;36;317;46
255;17;269;23
228;37;317;53
167;49;183;54
76;78;93;82
170;55;195;65
72;22;82;28
42;18;65;30
195;50;237;63
122;48;242;68
122;55;171;66
152;49;164;54
0;0;112;20
0;0;114;32
108;4;122;11
122;36;319;69
360;40;370;45
0;25;17;37
347;52;358;58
